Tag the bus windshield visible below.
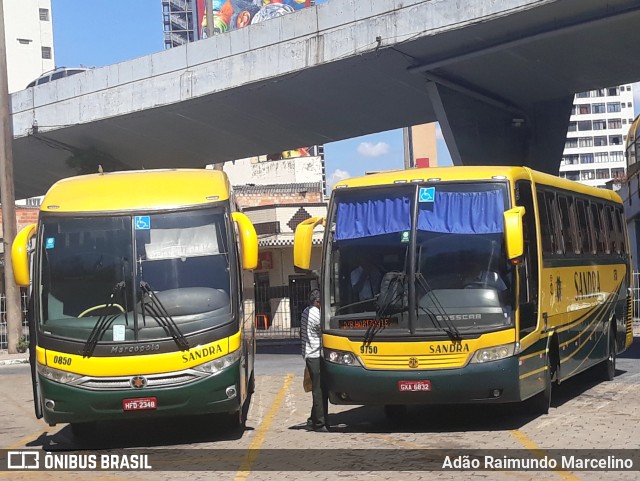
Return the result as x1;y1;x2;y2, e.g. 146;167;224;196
39;208;232;344
326;182;514;335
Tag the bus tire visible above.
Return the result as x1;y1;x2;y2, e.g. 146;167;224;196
529;358;552;415
597;326;616;382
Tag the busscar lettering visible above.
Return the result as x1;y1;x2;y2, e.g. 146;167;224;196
182;344;223;363
574;271;601;300
429;343;470;354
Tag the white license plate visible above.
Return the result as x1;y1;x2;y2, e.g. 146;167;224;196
122;397;157;411
397;380;431;392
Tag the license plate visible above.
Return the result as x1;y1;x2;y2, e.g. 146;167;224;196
398;380;431;392
122;397;157;411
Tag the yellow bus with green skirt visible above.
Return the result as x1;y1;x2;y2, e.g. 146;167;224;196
294;166;633;416
12;169;258;436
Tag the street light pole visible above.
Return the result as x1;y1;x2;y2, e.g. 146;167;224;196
0;0;24;354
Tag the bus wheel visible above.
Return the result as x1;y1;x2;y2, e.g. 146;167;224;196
598;327;616;381
70;422;96;439
248;371;255;395
529;358;552;415
384;404;407;423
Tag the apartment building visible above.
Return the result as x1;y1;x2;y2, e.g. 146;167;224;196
3;0;55;93
559;84;635;188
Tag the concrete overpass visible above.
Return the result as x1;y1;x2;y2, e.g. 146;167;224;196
9;0;640;198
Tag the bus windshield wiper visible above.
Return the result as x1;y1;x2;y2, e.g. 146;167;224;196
364;272;407;345
82;281;127;358
415;273;461;341
139;281;190;351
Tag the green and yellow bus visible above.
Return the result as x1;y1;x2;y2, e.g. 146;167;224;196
294;166;633;415
12;169;258;436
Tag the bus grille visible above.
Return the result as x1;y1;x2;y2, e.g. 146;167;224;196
360;352;470;370
75;371;204;390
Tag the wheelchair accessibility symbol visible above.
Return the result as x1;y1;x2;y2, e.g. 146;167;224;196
135;216;151;230
419;187;435;203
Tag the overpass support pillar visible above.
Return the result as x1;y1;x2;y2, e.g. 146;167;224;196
426;81;574;174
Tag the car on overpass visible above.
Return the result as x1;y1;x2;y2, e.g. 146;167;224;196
26;67;91;88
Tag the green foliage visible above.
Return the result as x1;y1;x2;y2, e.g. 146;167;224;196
16;336;29;353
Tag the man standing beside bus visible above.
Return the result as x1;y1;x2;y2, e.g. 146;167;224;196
300;289;328;432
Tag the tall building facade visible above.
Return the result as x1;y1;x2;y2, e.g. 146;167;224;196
559;84;635;188
162;0;196;49
3;0;55;93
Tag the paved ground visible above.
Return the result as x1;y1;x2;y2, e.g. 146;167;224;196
1;335;639;481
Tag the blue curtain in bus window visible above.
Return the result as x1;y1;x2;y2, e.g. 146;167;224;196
335;194;411;240
418;190;504;234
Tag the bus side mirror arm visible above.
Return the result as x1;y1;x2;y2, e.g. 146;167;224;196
12;223;37;287
504;207;525;261
294;217;325;270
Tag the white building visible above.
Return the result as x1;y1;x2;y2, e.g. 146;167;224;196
559;84;635;188
3;0;54;93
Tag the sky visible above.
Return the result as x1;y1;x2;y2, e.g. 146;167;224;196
50;0;640;192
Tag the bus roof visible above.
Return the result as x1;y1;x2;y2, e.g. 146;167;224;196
40;169;231;213
332;166;622;204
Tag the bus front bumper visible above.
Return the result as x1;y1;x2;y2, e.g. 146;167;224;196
39;362;242;425
324;357;521;405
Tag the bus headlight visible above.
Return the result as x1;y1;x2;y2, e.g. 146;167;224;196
471;342;520;363
192;349;241;375
37;363;82;384
324;349;361;366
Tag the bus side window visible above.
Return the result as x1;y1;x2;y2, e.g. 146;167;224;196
616;207;627;253
575;200;592;254
604;206;618;254
547;192;564;255
537;191;554;254
599;204;611;254
558;195;578;254
589;202;605;254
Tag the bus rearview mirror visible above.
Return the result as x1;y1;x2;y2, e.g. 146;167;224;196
12;223;37;287
504;207;525;260
294;217;325;270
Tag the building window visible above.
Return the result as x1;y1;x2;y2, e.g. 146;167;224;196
577;120;592;131
567;121;577;132
611;168;625;179
596;169;610;179
565;138;578;149
562;154;579;165
608;119;622;129
592;103;606;114
577;104;591;115
607;102;621;113
41;46;51;59
610;151;624;162
576;92;590;98
609;135;623;146
580;153;594;164
593;136;608;146
565;171;580;181
592;120;607;130
581;170;595;180
39;8;49;21
627;86;632;91
578;137;593;148
17;38;32;44
608;87;619;96
595;152;608;163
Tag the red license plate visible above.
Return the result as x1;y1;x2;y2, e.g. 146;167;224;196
122;397;157;411
398;380;431;392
